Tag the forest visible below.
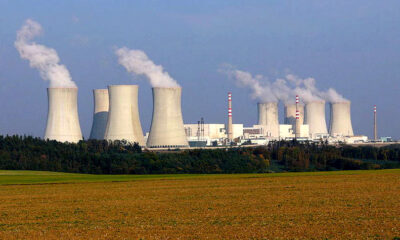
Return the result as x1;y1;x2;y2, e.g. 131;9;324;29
0;135;399;174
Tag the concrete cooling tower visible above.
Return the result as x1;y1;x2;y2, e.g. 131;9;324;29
329;101;354;137
304;101;328;138
44;88;83;143
258;102;279;138
89;89;109;140
104;85;145;145
146;87;189;148
284;103;304;127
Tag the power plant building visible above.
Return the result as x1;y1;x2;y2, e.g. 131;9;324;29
41;80;368;147
44;88;83;143
104;85;145;145
184;123;243;146
279;124;309;139
89;89;109;140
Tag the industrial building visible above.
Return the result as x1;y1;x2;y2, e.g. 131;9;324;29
183;123;243;146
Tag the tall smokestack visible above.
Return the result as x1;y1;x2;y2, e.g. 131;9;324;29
295;95;301;139
374;105;377;141
44;88;82;143
89;89;109;140
258;102;279;138
304;100;328;138
329;101;354;137
227;92;233;141
104;85;145;145
146;87;189;148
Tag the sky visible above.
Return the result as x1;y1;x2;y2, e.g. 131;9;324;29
0;0;399;139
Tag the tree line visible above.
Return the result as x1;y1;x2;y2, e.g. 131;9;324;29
0;135;399;174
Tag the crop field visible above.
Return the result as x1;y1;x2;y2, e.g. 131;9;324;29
0;170;399;239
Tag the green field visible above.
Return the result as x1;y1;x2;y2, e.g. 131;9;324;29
1;169;399;185
0;169;399;239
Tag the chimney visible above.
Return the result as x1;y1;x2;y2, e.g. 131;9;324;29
374;105;377;141
44;88;83;143
295;95;301;139
227;92;233;141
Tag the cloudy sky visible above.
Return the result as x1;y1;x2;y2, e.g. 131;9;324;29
0;0;399;139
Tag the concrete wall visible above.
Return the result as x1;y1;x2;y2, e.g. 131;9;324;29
89;89;109;140
329;101;354;137
147;87;189;148
44;88;82;143
104;85;145;145
304;101;328;138
258;102;279;137
232;124;244;139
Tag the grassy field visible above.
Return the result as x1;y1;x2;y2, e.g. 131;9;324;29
0;170;399;239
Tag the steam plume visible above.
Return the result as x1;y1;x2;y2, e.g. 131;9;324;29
115;47;179;88
288;74;348;103
287;74;324;103
220;65;348;103
321;88;348;103
15;19;76;88
219;65;277;102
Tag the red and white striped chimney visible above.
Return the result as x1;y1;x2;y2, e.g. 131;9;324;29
227;92;233;141
295;95;301;138
374;105;377;141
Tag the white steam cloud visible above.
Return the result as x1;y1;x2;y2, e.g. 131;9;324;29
15;19;76;88
115;47;179;88
219;65;277;102
220;65;348;104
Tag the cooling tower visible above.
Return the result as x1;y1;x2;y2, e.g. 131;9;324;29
284;103;304;127
89;89;109;140
104;85;145;145
329;101;354;137
44;88;83;143
146;87;189;148
304;101;328;137
257;102;279;138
